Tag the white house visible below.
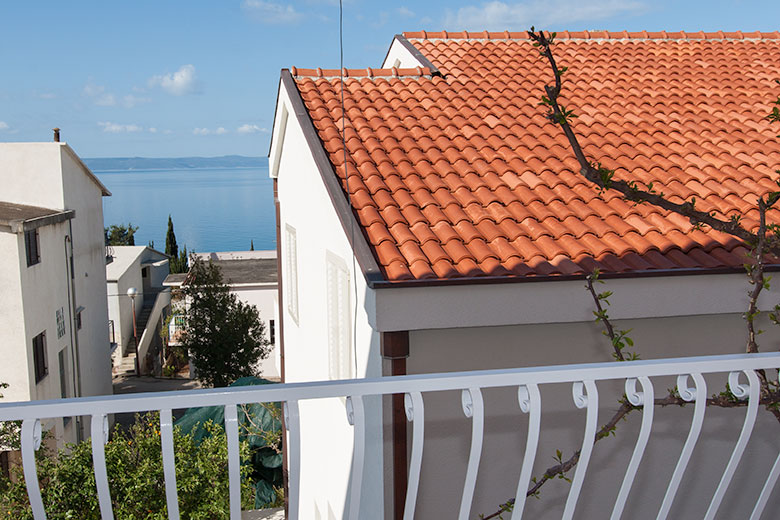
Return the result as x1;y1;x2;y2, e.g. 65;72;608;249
0;140;113;447
106;245;170;376
269;31;780;518
164;250;280;379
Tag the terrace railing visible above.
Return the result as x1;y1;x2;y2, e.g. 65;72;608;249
1;352;780;519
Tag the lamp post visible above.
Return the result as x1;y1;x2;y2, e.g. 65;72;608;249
127;287;139;376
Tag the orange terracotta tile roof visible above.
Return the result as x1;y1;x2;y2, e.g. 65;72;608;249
293;32;780;282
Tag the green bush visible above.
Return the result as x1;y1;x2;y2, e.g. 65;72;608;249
0;413;254;519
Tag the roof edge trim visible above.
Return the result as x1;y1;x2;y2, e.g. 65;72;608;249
60;144;112;197
371;264;780;289
281;69;386;286
393;34;443;77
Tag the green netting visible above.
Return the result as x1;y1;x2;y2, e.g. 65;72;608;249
175;376;283;508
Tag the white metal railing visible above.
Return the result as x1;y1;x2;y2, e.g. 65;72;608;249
167;314;186;346
136;288;172;374
1;352;780;519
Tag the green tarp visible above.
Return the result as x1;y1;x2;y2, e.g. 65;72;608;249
175;377;283;508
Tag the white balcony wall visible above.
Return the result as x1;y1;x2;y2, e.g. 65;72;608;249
273;83;384;518
407;312;780;519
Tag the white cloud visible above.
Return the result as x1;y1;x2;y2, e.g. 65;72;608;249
0;121;9;131
98;121;143;133
236;123;269;134
123;94;151;108
83;82;116;106
443;0;646;31
193;126;229;136
148;127;158;133
242;0;303;24
148;64;198;96
39;93;57;100
398;6;415;18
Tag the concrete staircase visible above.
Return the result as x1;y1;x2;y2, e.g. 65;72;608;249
116;299;155;376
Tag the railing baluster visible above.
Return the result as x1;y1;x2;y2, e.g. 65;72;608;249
284;400;301;520
345;396;365;520
224;404;242;520
458;387;484;520
750;450;780;520
656;373;707;520
160;409;180;519
21;418;46;520
704;370;760;519
611;377;654;520
511;383;541;520
90;414;113;519
403;392;425;520
562;380;598;520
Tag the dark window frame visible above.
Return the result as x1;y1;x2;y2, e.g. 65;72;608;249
25;229;40;267
270;319;276;345
32;331;47;383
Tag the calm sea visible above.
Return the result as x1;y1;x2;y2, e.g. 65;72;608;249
96;165;276;253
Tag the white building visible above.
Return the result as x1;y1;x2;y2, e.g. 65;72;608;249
0;141;113;445
269;32;780;518
106;245;170;375
165;250;280;380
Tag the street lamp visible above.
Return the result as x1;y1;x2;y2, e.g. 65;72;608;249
127;287;139;376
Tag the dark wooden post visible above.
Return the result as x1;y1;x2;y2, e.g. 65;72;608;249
382;331;410;520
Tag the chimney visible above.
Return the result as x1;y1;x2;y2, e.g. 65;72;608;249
53;128;60;142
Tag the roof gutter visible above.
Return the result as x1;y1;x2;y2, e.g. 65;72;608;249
370;264;780;289
280;69;385;285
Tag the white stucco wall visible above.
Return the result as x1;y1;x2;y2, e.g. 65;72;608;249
273;81;384;519
0;232;32;403
60;145;112;399
404;309;780;519
0;142;112;422
230;284;280;379
0;221;79;446
381;36;425;69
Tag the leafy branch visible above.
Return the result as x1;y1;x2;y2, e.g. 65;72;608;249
481;30;780;520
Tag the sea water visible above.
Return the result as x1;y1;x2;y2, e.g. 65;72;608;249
96;164;275;253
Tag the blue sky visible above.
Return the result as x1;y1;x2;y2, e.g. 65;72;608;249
1;1;778;158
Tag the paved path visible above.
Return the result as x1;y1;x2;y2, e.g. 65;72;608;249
112;374;203;429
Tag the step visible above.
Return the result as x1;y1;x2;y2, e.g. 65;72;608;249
116;353;137;376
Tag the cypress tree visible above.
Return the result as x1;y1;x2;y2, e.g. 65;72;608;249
165;215;178;258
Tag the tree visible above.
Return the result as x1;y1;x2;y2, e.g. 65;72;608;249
0;413;254;518
104;223;137;246
481;30;780;519
165;215;178;258
170;245;189;274
181;257;271;387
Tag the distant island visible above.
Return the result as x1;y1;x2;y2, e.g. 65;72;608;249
84;155;268;171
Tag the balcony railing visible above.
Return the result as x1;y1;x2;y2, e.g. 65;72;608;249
1;352;780;519
167;314;186;346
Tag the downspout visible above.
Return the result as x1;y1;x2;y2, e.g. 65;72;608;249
274;178;289;516
63;223;83;441
381;331;410;520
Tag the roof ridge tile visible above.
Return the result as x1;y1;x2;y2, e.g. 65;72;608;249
291;66;432;80
401;30;780;41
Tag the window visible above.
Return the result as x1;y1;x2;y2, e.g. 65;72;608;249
269;319;275;345
75;307;84;330
326;252;352;380
58;349;71;426
25;229;40;266
32;332;47;383
285;224;299;323
58;349;68;398
56;308;66;338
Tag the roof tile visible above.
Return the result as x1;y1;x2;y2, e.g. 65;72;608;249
295;33;780;281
